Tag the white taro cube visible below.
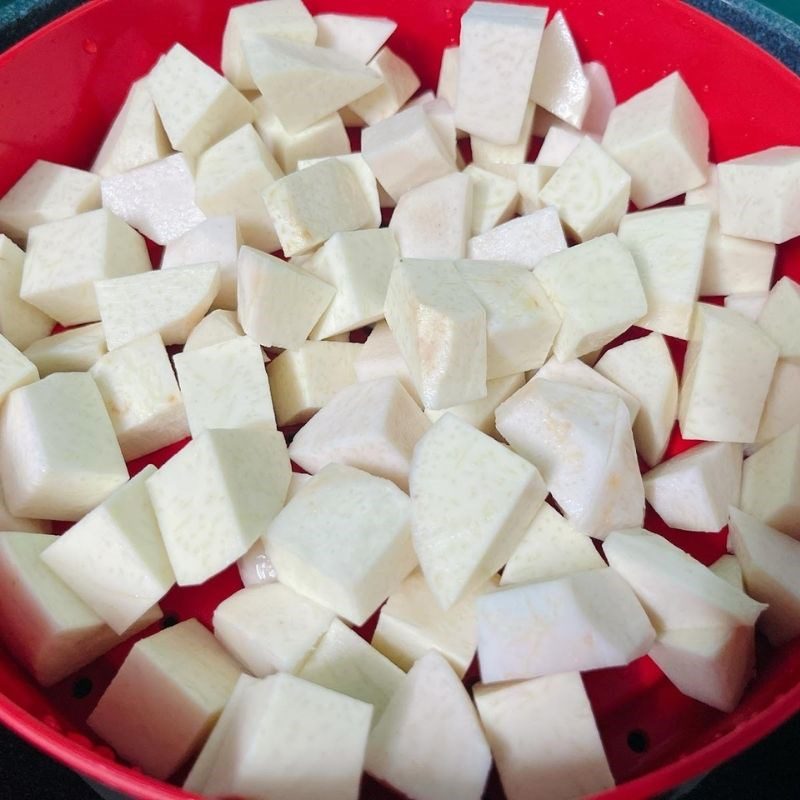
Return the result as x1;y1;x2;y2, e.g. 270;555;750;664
758;277;800;362
161;216;241;311
173;336;276;438
455;260;560;378
685;171;775;297
405;89;435;108
384;258;487;410
147;43;253;157
262;158;373;256
192;672;372;800
711;554;744;589
679;303;778;443
243;35;381;133
0;235;52;350
349;46;420;125
362;106;455;201
532;106;568;138
424;373;524;438
296;152;382;228
95;264;219;350
455;2;546;145
603;528;766;631
183;674;259;794
533;357;641;424
728;506;800;646
424;96;459;159
354;320;420;404
0;480;50;534
0;160;99;245
0;532;159;686
91;79;172;178
536;123;585;169
757;361;800;445
0;334;37;404
389;172;473;260
718;146;800;244
649;624;755;712
470;102;535;169
147;427;290;586
266;463;417;625
88;619;241;780
474;673;615;800
740;424;800;538
40;466;174;634
476;568;655;682
305;228;399;339
90;333;189;460
366;650;491;800
618;204;712;339
410;413;547;610
288;377;429;491
602;72;709;207
466;205;567;269
583;61;616;135
287;472;311;499
184;309;246;353
495;379;644;539
530;11;591;128
0;373;127;521
253;98;350;173
643;442;743;533
20;208;150;326
372;569;494;678
25;323;107;378
267;340;360;427
516;163;556;214
684;165;776;294
234;474;308;588
236;246;334;349
315;12;396;63
462;164;517;235
726;292;770;321
571;349;602;366
213;583;334;677
533;234;647;361
299;617;404;724
100;153;207;246
500;502;606;586
595;333;679;467
437;46;459;108
195;124;283;254
222;0;317;89
539;137;631;242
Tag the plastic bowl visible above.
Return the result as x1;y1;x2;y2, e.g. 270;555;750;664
1;0;799;798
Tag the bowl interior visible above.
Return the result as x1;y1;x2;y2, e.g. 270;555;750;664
1;1;800;798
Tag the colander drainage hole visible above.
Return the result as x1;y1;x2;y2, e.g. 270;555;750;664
162;613;180;629
627;729;649;753
72;677;93;699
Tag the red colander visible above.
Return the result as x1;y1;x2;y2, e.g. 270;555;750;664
0;0;799;798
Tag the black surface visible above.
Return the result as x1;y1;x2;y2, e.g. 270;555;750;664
1;724;94;798
0;0;80;51
683;713;800;798
687;0;800;74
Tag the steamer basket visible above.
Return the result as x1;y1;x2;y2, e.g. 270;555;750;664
0;1;799;798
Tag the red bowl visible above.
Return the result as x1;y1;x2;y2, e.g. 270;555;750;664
1;1;800;798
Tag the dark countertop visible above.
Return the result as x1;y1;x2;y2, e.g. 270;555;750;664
0;1;799;799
